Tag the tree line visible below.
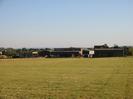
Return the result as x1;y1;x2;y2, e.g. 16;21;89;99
0;48;51;58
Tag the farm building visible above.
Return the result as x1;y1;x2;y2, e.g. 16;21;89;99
50;48;81;58
50;51;80;57
54;48;81;52
94;48;124;57
93;45;126;57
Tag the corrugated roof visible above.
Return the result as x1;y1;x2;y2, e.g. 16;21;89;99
94;48;123;50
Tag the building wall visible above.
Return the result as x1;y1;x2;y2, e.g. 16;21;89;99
50;51;80;58
94;49;124;57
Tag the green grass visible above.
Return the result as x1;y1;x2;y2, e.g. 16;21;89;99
0;57;133;99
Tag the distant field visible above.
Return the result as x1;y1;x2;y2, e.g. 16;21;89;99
0;57;133;99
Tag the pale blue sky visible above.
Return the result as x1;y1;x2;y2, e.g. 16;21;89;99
0;0;132;48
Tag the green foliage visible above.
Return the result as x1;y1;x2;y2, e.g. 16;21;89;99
0;57;133;98
4;48;17;57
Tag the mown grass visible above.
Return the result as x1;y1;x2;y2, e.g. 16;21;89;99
0;57;133;99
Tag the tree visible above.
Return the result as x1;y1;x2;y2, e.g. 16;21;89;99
103;44;109;48
4;48;17;57
113;44;119;48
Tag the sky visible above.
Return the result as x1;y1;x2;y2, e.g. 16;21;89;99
0;0;132;48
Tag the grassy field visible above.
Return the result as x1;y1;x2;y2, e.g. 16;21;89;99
0;57;133;99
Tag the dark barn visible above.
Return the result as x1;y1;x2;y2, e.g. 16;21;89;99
94;48;124;57
54;48;81;52
50;51;80;58
50;48;81;58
